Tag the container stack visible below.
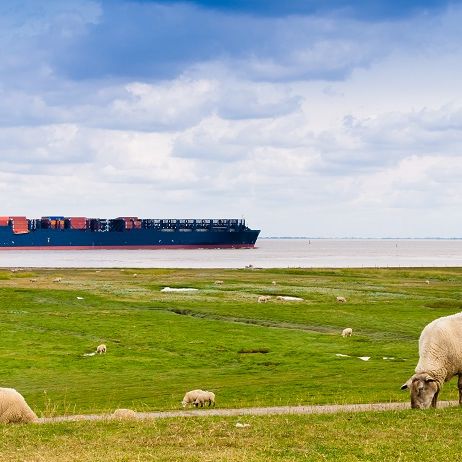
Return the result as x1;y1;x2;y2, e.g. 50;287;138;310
66;217;87;230
0;216;9;227
118;217;141;230
10;216;29;234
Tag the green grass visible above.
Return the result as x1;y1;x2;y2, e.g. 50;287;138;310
2;410;462;461
1;267;462;460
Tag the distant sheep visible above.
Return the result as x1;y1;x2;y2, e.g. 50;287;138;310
0;388;37;424
52;277;62;283
214;280;224;285
182;389;204;408
112;408;137;419
336;296;347;303
342;328;353;337
258;295;271;303
194;390;216;407
271;281;277;285
96;344;107;354
29;278;37;283
425;280;430;285
401;312;462;409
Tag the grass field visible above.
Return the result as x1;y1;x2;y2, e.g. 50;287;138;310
1;266;462;460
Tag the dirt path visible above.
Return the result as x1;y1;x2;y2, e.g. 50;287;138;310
36;400;458;424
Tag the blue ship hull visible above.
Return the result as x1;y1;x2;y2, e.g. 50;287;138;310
0;216;260;249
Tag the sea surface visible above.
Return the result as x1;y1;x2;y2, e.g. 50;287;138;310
1;239;461;268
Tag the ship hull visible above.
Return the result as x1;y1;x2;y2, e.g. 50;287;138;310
0;228;260;249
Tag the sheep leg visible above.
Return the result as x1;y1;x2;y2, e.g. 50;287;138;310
431;389;440;408
458;375;462;405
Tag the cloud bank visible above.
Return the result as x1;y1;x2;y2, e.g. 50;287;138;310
0;0;461;237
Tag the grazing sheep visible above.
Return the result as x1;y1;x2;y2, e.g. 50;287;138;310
271;281;277;285
342;328;353;337
112;408;137;419
401;312;462;409
257;295;271;303
425;280;430;285
182;389;204;408
0;388;37;424
194;390;216;407
29;278;37;283
96;344;107;354
336;296;347;303
214;280;224;285
52;277;62;283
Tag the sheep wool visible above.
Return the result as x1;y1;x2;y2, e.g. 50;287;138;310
194;390;216;407
96;344;107;354
182;389;204;407
0;388;37;424
342;328;353;337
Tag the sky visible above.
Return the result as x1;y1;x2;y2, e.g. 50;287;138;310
1;0;462;237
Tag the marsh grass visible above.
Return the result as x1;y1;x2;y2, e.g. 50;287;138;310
2;267;462;459
1;410;462;461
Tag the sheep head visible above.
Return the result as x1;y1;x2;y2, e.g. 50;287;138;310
401;373;439;409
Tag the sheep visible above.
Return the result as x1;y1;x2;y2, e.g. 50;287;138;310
336;296;347;303
194;390;216;407
52;277;62;283
112;408;137;420
96;344;107;354
257;295;271;303
0;388;37;424
342;328;353;337
182;389;204;408
214;280;224;285
401;312;462;409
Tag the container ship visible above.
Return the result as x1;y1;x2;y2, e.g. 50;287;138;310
0;216;260;249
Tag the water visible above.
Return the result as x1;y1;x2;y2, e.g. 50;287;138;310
1;239;461;268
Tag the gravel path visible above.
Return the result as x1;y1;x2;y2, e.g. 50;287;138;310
36;400;459;424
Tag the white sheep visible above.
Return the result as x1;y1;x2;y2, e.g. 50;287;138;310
257;295;271;303
401;312;462;409
182;389;204;408
96;344;107;354
52;277;62;283
112;408;137;419
336;296;347;303
0;388;37;424
214;280;224;285
194;390;216;407
342;328;353;337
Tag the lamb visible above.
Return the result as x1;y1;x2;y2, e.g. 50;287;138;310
182;389;204;408
336;296;347;303
257;295;271;303
401;312;462;409
0;388;37;424
194;390;216;407
96;344;107;354
342;328;353;337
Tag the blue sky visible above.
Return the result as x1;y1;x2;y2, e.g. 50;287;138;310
1;0;461;237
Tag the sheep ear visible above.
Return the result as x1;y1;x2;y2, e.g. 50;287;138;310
401;378;412;390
